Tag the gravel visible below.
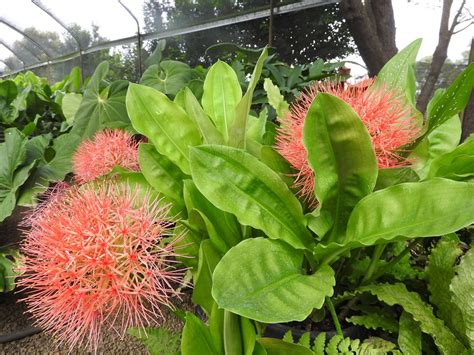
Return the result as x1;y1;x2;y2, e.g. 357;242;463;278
0;291;190;354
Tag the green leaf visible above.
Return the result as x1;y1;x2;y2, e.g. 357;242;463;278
126;83;201;174
313;333;326;355
425;237;465;342
127;327;180;355
138;143;186;210
346;179;474;246
450;248;474;348
0;249;21;292
398;311;422;355
240;317;257;355
428;136;474;180
346;312;398;333
181;312;220;355
183;180;241;253
192;240;222;315
264;78;289;118
61;93;82;126
190;145;313;250
0;128;29;222
183;87;223;145
202;60;242;141
212;238;335;323
426;63;474;135
374;167;419;190
257;338;313;355
303;93;378;243
229;47;268;148
411;115;461;179
373;38;422;103
358;283;466;354
223;311;243;355
71;62;130;139
140;60;192;96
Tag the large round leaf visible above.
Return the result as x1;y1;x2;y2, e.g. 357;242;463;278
212;238;335;323
140;60;192;96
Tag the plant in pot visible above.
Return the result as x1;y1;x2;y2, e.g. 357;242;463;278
124;38;474;354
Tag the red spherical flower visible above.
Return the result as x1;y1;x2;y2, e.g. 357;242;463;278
276;79;420;204
73;129;139;183
18;182;185;352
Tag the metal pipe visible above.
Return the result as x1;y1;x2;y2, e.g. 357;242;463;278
0;17;53;59
118;0;142;78
0;40;26;69
31;0;85;80
269;0;275;46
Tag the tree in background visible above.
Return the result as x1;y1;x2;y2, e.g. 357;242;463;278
142;0;355;66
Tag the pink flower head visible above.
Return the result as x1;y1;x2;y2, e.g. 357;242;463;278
18;182;185;352
73;129;139;183
276;79;420;204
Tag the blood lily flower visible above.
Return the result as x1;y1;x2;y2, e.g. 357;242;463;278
73;129;139;183
18;182;185;352
276;79;420;203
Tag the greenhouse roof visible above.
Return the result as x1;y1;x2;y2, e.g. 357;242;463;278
0;0;339;77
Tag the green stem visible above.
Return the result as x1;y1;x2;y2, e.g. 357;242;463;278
326;297;343;336
371;240;416;282
361;244;385;285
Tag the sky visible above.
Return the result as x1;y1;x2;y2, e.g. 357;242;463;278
0;0;472;72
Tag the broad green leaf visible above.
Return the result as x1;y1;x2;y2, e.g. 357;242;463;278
426;63;474;135
411;115;461;179
209;302;225;354
264;78;289;118
223;311;243;355
183;87;223;145
126;83;201;174
212;238;335;323
257;338;313;355
374;167;419;190
450;248;474;348
0;249;21;292
398;311;422;355
0;128;28;222
425;237;465;342
346;313;398;333
138;143;186;210
61;93;82;125
192;240;221;315
373;39;422;103
183;180;241;253
181;312;220;355
428;136;474;180
346;179;474;246
140;60;192;96
190;145;313;249
358;283;466;354
71;62;130;139
240;317;257;355
127;327;180;355
229;47;268;148
303;93;377;243
202;60;242;141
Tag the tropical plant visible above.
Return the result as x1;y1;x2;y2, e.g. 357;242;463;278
123;38;474;354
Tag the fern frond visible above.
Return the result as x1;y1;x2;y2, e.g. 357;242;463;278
450;248;474;349
424;236;465;340
357;283;466;354
346;312;398;333
398;311;421;355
